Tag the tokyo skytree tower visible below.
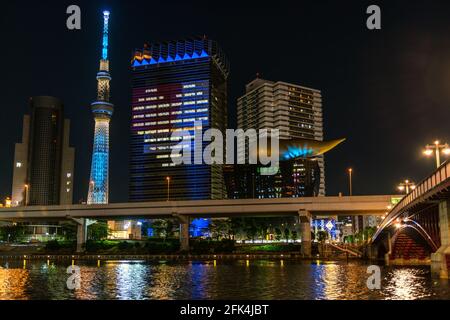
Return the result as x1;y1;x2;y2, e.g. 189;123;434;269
87;10;114;204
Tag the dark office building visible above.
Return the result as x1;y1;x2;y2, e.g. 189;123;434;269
11;96;74;206
129;37;229;201
224;159;321;199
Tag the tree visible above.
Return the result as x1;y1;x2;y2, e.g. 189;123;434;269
316;230;328;242
364;226;376;241
291;230;298;241
209;219;231;240
150;219;174;240
245;219;258;241
283;228;290;242
256;218;270;241
229;218;242;240
87;221;108;240
0;225;26;242
275;228;282;241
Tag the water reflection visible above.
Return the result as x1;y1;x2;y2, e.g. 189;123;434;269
383;267;435;300
0;259;449;300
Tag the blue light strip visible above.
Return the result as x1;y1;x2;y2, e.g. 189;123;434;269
132;50;209;67
102;11;110;60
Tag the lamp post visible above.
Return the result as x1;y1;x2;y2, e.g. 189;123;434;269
397;179;416;194
24;184;29;206
423;140;450;168
348;168;353;196
166;176;171;201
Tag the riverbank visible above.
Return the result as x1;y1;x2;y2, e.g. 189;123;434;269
0;252;365;261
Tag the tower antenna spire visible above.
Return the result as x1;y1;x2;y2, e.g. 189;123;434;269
87;10;114;205
102;10;110;60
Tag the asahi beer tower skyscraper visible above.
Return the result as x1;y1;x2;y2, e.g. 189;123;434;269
87;11;114;204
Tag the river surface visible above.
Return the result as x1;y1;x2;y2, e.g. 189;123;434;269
0;259;449;300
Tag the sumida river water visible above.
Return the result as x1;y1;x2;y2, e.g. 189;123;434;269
0;259;449;300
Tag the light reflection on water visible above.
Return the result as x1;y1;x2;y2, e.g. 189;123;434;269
0;259;449;300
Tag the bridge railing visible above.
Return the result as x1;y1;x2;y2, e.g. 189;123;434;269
373;160;450;241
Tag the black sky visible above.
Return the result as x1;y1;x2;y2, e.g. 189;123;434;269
1;0;450;203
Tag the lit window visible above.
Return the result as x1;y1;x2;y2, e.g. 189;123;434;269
67;173;72;178
16;162;22;168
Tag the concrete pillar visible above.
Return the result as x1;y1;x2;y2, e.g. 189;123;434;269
431;200;450;278
76;218;87;253
384;232;392;266
178;215;190;252
299;210;312;257
67;217;96;253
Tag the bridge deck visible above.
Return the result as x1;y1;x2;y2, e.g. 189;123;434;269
0;195;394;221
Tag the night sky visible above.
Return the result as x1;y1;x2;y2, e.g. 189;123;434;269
1;0;450;203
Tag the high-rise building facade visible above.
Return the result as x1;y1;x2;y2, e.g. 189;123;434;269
129;37;229;201
237;77;325;195
87;11;114;204
11;96;74;206
224;159;321;200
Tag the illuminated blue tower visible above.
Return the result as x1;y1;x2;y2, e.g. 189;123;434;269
87;11;114;204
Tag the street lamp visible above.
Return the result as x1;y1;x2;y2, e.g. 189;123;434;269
423;140;450;168
347;168;353;196
166;176;171;201
24;184;29;206
397;179;416;194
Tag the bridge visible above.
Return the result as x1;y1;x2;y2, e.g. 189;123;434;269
371;161;450;279
0;195;392;256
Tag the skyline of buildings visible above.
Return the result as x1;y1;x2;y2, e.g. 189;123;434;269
6;10;335;211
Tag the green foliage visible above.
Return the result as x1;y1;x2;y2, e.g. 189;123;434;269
144;238;179;253
227;217;297;242
274;228;282;241
291;230;298;241
44;240;76;253
316;230;328;242
85;240;118;252
283;228;290;242
245;219;258;241
209;219;231;240
150;219;175;240
229;218;244;239
0;225;26;242
87;221;109;241
117;241;133;250
59;223;77;241
238;243;300;253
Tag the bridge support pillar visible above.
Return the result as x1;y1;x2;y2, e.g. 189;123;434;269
76;220;87;253
177;215;190;252
432;200;450;279
67;217;96;253
299;210;312;258
384;232;392;265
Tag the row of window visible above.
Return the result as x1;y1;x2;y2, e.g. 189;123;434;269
132;99;209;111
136;91;206;103
132;108;208;119
132;117;208;128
